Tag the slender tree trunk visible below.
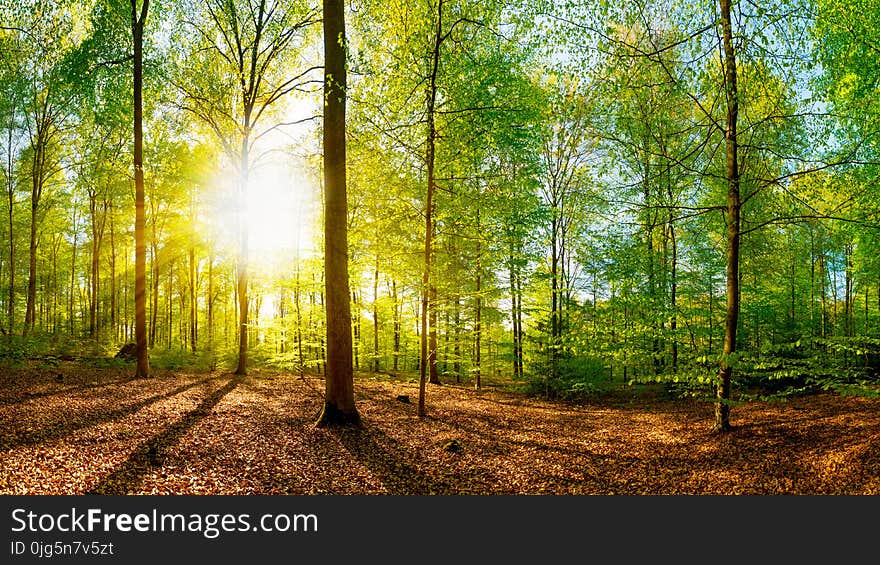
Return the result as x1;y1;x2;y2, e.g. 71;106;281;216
810;227;815;338
24;135;44;336
69;208;78;336
372;254;380;372
715;0;740;433
845;243;853;338
296;267;304;370
509;250;521;380
316;0;359;426
150;240;158;348
549;210;559;392
352;290;360;370
53;238;59;331
475;235;482;391
207;253;214;368
109;201;117;341
453;293;461;383
132;0;150;377
167;258;173;349
5;113;15;335
820;247;827;338
392;279;400;372
189;245;197;353
419;0;444;418
429;283;440;384
669;220;678;373
515;261;524;380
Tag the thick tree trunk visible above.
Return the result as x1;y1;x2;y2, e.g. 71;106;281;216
715;0;740;433
316;0;359;427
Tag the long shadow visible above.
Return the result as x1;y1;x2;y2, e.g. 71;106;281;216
323;423;463;495
0;375;142;407
0;376;220;452
86;377;240;495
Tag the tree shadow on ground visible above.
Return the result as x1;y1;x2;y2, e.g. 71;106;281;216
0;376;221;451
86;377;240;495
325;423;465;495
0;376;141;407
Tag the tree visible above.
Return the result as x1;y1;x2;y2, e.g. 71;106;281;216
714;0;740;432
315;0;359;427
172;0;319;376
132;0;150;377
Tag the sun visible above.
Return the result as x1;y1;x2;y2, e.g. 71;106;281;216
245;162;316;260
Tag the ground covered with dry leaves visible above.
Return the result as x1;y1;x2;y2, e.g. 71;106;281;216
1;362;878;495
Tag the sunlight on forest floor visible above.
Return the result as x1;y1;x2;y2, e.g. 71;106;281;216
0;365;878;495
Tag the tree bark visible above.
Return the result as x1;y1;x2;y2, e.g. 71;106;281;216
132;0;150;378
715;0;740;433
372;254;380;372
316;0;359;427
419;0;444;417
5;110;15;334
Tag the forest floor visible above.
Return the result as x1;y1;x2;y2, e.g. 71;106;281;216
1;361;879;495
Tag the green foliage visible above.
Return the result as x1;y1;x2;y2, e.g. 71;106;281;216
149;347;214;371
730;337;880;399
524;352;613;400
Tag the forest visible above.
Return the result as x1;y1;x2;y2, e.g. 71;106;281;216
1;0;879;495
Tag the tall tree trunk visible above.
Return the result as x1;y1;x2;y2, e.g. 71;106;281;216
69;208;78;336
296;266;304;371
392;279;400;372
150;240;158;348
515;260;524;380
429;283;440;384
207;253;214;368
109;201;117;341
5;112;15;335
167;257;174;349
372;254;380;372
132;0;150;377
715;0;741;433
419;0;444;418
453;293;461;383
475;234;482;391
316;0;359;426
549;210;559;392
189;245;197;353
352;290;360;370
24;131;44;336
845;243;853;338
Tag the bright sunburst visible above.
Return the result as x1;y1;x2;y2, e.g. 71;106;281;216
244;161;316;261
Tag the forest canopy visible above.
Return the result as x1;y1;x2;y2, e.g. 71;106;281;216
1;0;879;433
